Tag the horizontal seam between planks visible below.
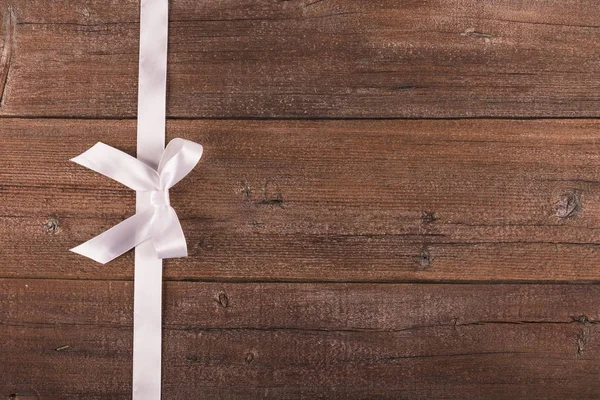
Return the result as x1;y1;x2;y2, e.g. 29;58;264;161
0;319;596;332
1;116;600;121
3;276;600;285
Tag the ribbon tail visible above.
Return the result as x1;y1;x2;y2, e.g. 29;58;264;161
151;206;188;259
71;208;156;264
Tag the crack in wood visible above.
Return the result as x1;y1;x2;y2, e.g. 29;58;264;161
459;15;600;30
351;350;532;364
0;7;16;110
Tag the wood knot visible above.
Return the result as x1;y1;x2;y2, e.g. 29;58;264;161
216;292;229;308
248;220;265;228
419;247;432;269
43;217;61;234
555;190;581;218
258;180;284;207
461;28;494;40
186;354;202;363
571;315;592;324
576;329;589;358
241;185;252;197
421;211;437;224
245;351;256;363
7;389;40;400
192;238;204;252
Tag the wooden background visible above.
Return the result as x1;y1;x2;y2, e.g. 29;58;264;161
1;0;600;398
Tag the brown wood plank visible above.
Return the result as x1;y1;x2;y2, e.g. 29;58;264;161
2;118;600;281
0;0;599;118
2;279;600;399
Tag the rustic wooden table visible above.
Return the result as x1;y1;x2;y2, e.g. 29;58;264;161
1;1;600;399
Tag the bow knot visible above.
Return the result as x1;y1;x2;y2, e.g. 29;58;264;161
70;138;203;264
150;190;170;207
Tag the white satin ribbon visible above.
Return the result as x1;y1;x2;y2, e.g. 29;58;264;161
131;1;170;398
70;138;203;264
71;0;176;397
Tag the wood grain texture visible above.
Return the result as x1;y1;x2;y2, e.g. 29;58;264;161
2;1;600;397
0;0;598;118
2;118;600;281
2;279;600;399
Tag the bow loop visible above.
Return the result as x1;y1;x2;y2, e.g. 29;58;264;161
158;139;204;189
70;138;202;264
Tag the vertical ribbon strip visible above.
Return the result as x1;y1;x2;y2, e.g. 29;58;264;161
135;0;169;398
133;0;169;400
69;0;202;399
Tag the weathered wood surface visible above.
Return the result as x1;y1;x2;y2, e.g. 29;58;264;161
3;279;600;399
2;118;600;282
2;0;600;398
0;0;599;118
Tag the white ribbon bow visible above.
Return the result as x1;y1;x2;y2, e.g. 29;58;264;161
70;138;203;264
